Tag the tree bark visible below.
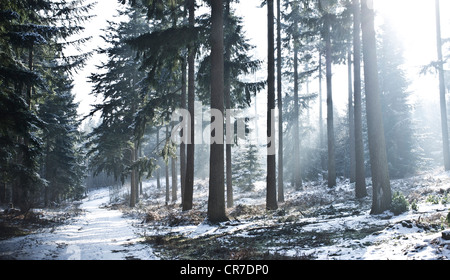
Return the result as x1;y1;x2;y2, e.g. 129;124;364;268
293;34;302;190
130;145;137;207
353;0;367;198
183;0;196;211
224;0;233;208
208;0;228;222
325;14;336;188
435;0;450;171
171;148;177;202
277;0;284;202
165;126;170;205
348;50;356;183
319;54;326;171
134;140;140;204
266;0;278;210
156;127;161;190
361;0;391;214
180;54;187;205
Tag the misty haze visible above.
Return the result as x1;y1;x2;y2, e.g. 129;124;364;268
1;0;450;266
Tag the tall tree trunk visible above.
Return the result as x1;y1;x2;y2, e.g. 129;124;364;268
208;0;228;222
224;0;233;208
180;55;187;205
319;54;326;172
130;145;136;207
348;50;356;183
435;0;450;171
277;0;284;202
156;127;161;190
171;152;177;202
183;0;196;211
361;0;391;214
0;182;5;204
130;83;139;207
325;15;336;188
293;35;302;190
353;0;367;198
266;0;278;210
171;123;177;202
165;126;170;205
15;45;35;212
139;145;143;195
134;140;140;204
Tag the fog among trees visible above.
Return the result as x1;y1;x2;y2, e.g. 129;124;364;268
2;0;450;261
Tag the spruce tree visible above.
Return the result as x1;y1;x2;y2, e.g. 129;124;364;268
233;144;264;192
266;0;278;211
0;0;93;209
378;20;416;179
361;0;391;214
208;0;228;222
87;5;151;207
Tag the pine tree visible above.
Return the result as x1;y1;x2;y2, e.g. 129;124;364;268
435;0;450;171
184;0;196;211
196;0;262;208
284;0;303;190
208;0;228;222
360;0;391;214
233;144;264;192
352;0;367;198
276;0;284;202
39;72;86;205
87;5;151;207
320;0;337;188
0;0;93;210
266;0;278;211
378;20;416;179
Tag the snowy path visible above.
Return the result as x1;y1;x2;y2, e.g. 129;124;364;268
0;188;156;260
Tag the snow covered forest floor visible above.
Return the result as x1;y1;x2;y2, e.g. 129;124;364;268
130;169;450;260
1;169;450;260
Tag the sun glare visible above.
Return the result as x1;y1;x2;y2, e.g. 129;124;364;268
374;0;438;68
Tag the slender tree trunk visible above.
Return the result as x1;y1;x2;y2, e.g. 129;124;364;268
348;50;356;183
325;15;336;188
361;0;391;214
353;0;367;198
183;0;196;211
130;83;138;207
435;0;450;171
156;127;161;190
180;55;187;205
130;145;136;207
319;54;326;172
277;0;284;202
0;181;5;204
266;0;278;210
15;45;34;212
165;126;170;205
134;140;140;204
224;0;233;208
171;152;177;202
293;37;302;190
208;0;228;222
139;145;143;195
171;124;177;202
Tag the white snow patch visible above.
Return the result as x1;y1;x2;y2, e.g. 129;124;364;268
0;188;156;260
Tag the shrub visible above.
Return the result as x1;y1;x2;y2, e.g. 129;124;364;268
426;194;440;204
391;191;409;215
441;192;449;205
411;200;418;211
